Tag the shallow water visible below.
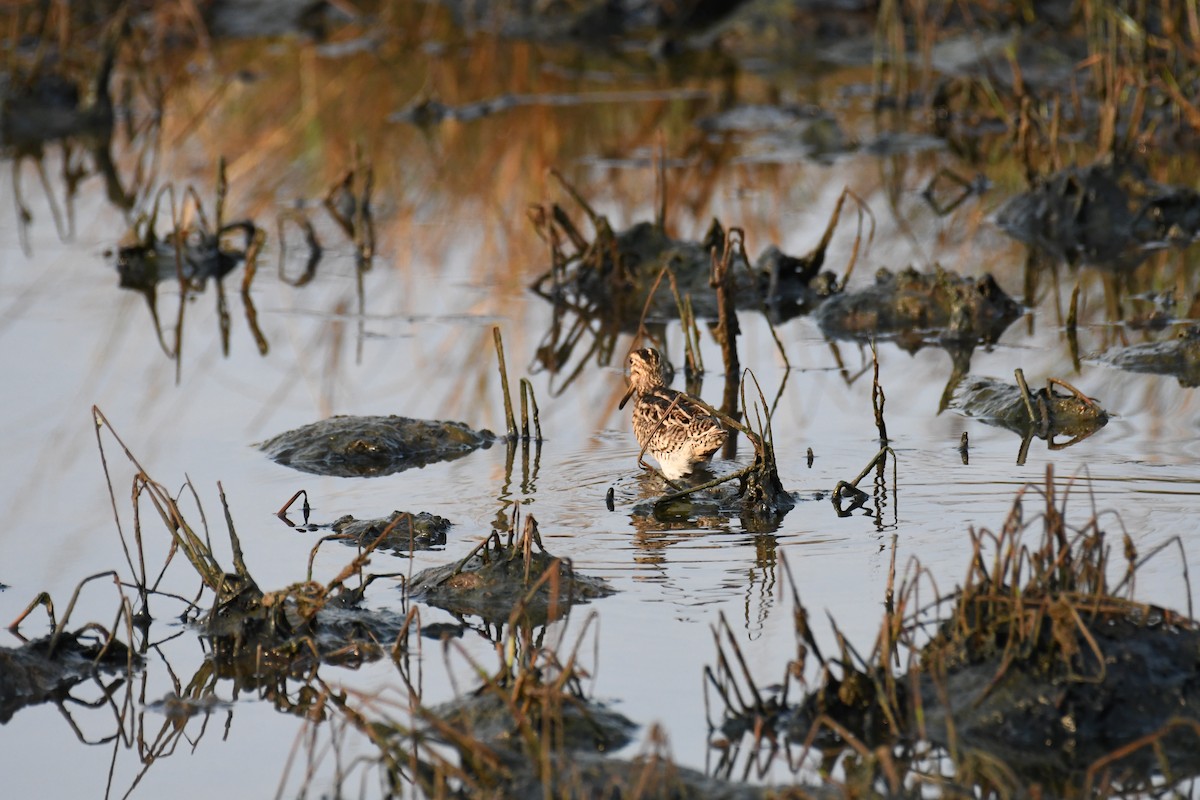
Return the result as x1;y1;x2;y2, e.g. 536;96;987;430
3;8;1200;797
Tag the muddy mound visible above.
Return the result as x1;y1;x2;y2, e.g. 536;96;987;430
258;415;496;477
816;265;1020;345
1101;326;1200;387
329;511;451;553
0;631;139;723
997;160;1200;269
408;518;613;626
952;371;1108;457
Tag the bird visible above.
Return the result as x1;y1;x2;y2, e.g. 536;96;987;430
618;347;727;480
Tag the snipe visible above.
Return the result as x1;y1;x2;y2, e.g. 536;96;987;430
619;348;727;480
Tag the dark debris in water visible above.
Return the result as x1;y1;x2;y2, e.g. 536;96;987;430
329;510;451;553
116;221;258;293
257;414;496;477
408;517;613;626
952;371;1108;449
816;264;1020;347
0;631;139;724
1101;325;1200;387
996;159;1200;270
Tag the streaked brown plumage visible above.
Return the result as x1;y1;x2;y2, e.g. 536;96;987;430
618;348;727;480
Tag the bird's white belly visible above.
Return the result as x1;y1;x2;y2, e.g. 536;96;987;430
656;446;699;480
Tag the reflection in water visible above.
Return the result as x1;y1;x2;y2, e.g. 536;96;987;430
493;437;543;536
2;8;153;253
1102;325;1200;388
113;162;267;377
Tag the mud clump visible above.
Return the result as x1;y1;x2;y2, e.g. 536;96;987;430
408;517;613;626
910;483;1200;786
456;0;749;45
0;12;121;150
501;751;781;799
816;265;1020;346
1101;325;1200;387
434;690;636;758
204;572;409;678
533;211;840;329
329;511;450;553
920;613;1200;783
714;471;1200;795
0;631;139;723
202;0;355;39
952;372;1108;448
258;415;496;477
997;159;1200;269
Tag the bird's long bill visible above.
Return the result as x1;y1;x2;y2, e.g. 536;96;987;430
618;385;635;410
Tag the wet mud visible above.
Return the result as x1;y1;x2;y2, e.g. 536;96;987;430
327;511;451;553
0;631;138;723
258;415;496;477
952;371;1109;459
997;160;1200;270
408;518;613;627
816;265;1020;347
1101;326;1200;387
